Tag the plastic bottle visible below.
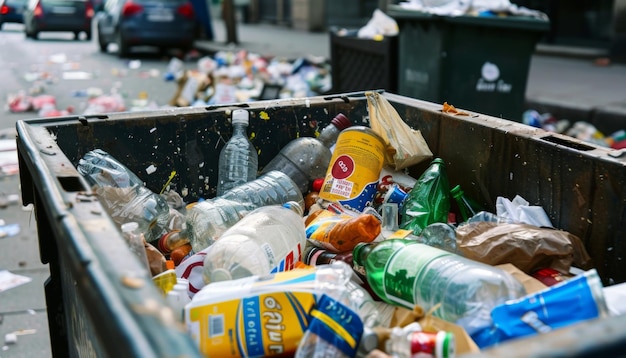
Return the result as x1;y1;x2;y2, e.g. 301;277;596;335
184;170;304;253
77;148;171;243
450;184;484;224
352;239;526;333
260;113;352;194
304;246;354;267
385;322;456;358
400;158;450;236
216;109;258;196
201;201;307;284
120;221;151;272
166;278;191;322
415;222;460;254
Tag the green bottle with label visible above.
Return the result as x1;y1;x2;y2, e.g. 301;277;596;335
352;239;526;333
399;158;450;235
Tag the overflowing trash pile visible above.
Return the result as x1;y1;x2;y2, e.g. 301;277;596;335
523;109;626;149
165;50;331;107
4;50;331;118
71;92;626;357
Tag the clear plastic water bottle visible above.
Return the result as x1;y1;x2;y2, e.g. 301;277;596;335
216;109;258;196
201;201;307;284
353;239;526;334
184;170;304;253
260;113;352;194
77;148;171;243
166;278;191;322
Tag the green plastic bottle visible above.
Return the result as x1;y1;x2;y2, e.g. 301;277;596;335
352;239;526;332
399;158;450;235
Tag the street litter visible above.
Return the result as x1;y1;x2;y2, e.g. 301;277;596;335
0;270;31;293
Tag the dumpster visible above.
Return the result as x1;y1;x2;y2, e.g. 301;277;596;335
16;91;626;356
387;6;549;122
330;30;398;93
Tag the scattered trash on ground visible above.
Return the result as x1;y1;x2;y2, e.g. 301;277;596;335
0;270;31;293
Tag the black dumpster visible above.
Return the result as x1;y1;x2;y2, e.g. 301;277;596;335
330;30;398;93
387;6;549;121
16;91;626;356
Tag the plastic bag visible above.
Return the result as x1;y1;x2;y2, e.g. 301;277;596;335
357;9;399;39
366;91;432;170
455;221;593;274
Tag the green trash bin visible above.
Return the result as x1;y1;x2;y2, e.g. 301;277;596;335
388;6;549;121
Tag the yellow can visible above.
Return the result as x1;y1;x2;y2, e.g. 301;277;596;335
318;126;385;211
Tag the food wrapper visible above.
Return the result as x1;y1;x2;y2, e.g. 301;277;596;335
304;209;381;253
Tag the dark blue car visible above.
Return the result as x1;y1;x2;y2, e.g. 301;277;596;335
0;0;27;28
96;0;197;57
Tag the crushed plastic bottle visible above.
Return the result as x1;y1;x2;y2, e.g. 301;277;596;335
184;170;304;253
77;148;171;243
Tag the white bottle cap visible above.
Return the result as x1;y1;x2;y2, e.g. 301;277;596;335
232;109;249;125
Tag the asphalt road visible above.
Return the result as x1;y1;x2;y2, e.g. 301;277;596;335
0;22;197;358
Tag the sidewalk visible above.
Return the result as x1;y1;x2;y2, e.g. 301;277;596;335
195;17;626;135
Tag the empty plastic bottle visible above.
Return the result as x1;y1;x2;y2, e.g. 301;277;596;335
352;239;526;334
77;148;171;243
260;113;352;194
216;109;258;196
166;278;191;322
400;158;450;236
184;170;304;253
201;201;307;283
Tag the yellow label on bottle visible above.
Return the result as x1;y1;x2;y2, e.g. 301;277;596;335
318;127;385;212
187;291;316;357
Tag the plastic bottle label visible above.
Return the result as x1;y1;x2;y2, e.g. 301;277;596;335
382;244;450;308
187;291;316;357
269;243;302;274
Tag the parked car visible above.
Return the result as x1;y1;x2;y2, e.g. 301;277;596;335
95;0;196;57
23;0;93;40
0;0;27;28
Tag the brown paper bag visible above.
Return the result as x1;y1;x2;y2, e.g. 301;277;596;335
456;221;593;275
366;91;433;170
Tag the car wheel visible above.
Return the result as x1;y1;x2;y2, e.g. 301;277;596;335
116;30;129;58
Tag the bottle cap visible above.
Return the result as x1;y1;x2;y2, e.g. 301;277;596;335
312;178;324;192
432;158;445;165
232;109;249;125
331;113;351;130
283;201;304;216
435;331;455;358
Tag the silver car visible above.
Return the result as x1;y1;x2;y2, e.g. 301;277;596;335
96;0;196;57
23;0;93;39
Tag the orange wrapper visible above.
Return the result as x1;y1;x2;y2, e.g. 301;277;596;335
305;209;381;253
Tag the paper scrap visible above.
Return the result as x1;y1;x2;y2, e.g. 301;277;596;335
0;270;32;293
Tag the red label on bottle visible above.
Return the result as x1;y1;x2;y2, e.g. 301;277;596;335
331;155;355;180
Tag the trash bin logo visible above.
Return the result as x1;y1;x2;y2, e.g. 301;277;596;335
476;62;512;93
